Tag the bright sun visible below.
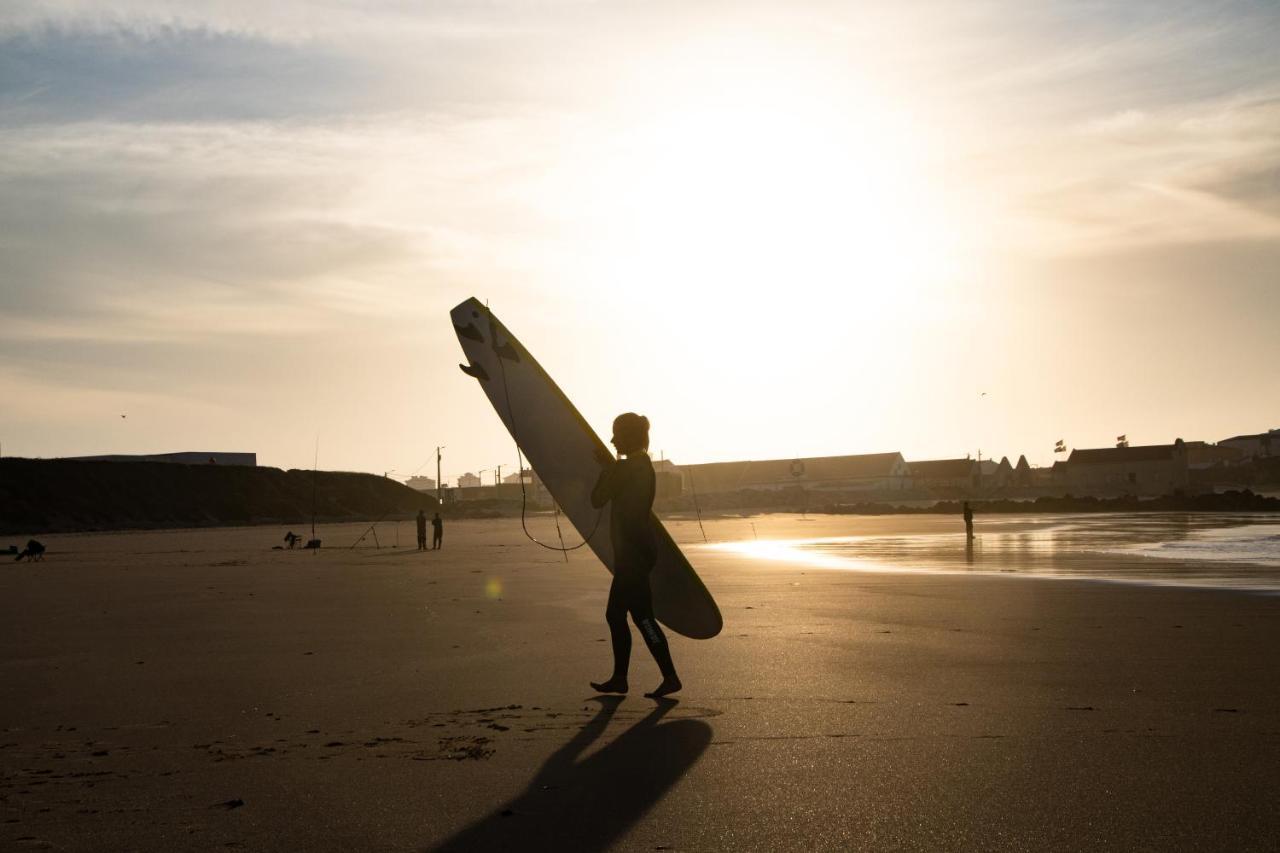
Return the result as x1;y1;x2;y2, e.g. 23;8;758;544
557;37;952;335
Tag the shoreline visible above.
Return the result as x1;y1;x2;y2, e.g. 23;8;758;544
9;500;1280;539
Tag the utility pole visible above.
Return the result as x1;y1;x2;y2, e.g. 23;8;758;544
495;464;503;485
436;446;444;505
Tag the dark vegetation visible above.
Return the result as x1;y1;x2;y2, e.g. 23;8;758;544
0;458;438;535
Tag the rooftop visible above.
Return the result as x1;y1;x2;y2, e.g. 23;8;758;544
907;458;977;478
682;452;906;492
1068;444;1184;464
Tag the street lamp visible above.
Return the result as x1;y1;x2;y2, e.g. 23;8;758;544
436;446;445;505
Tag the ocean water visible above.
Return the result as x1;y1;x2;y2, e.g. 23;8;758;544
1105;523;1280;567
709;513;1280;592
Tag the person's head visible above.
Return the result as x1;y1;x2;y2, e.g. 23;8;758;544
610;412;650;456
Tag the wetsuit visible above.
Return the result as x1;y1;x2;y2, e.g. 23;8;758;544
431;515;443;550
591;452;676;682
416;512;428;550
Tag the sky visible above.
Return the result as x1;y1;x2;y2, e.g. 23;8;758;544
2;0;1278;483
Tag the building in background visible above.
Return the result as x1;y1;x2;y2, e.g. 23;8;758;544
907;458;980;493
1220;429;1279;459
652;458;684;500
457;472;482;488
1183;442;1245;469
1063;440;1189;495
988;456;1015;489
975;457;1015;489
679;452;909;496
1014;455;1033;487
406;475;437;492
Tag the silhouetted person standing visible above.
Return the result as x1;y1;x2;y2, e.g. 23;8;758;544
416;509;428;551
431;512;443;550
15;539;45;562
589;413;682;698
284;531;300;549
963;501;974;544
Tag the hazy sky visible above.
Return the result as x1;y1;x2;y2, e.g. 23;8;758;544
2;1;1278;481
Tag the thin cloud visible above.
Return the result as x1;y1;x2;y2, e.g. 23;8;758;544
0;115;567;346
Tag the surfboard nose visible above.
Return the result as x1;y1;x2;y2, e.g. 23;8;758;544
449;297;487;327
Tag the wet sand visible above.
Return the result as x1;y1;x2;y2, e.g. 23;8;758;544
3;515;1279;851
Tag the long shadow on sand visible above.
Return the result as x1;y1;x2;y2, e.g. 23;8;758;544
427;696;712;852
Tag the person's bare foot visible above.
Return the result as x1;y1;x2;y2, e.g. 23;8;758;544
590;677;628;694
644;676;682;698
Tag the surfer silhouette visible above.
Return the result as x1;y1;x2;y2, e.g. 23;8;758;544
963;501;974;543
589;413;682;698
431;512;443;550
416;509;428;551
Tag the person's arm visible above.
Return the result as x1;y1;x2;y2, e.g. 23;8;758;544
591;460;619;508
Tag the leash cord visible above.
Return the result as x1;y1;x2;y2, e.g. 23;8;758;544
488;305;603;553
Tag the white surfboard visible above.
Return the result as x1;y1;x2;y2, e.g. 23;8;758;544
451;297;722;640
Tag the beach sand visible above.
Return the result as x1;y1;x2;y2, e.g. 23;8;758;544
2;514;1278;851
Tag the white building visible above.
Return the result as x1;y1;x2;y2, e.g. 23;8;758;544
406;475;437;492
457;472;482;488
1220;429;1279;459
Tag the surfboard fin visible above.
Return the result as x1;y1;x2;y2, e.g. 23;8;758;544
459;362;490;381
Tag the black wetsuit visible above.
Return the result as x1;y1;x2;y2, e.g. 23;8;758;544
591;452;675;681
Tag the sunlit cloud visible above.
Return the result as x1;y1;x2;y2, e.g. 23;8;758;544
1001;92;1280;253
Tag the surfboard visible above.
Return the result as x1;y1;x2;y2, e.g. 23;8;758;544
450;297;722;640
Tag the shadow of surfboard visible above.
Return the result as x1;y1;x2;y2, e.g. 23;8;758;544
426;697;713;852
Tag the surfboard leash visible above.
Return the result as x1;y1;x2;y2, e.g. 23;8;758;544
486;303;603;555
685;465;709;543
551;497;570;563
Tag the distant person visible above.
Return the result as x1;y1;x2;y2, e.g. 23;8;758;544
284;531;300;549
588;412;681;699
431;512;443;550
963;501;974;544
416;509;428;551
15;539;45;562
